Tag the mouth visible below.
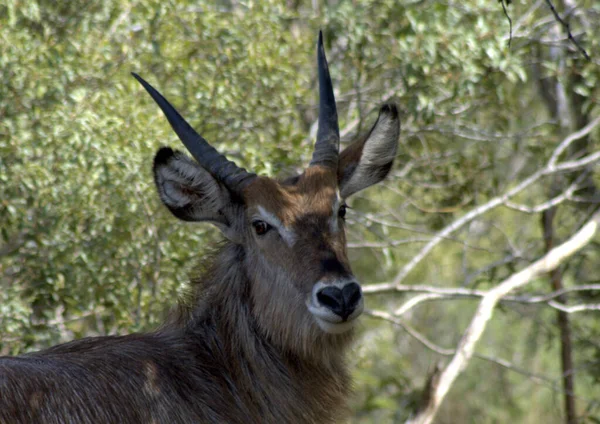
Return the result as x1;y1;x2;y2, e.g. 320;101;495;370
307;299;364;334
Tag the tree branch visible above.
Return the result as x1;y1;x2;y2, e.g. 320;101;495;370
365;280;600;316
544;0;590;60
364;118;600;290
503;172;587;213
406;210;600;424
366;309;572;394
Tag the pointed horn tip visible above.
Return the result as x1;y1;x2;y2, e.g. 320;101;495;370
380;103;399;117
131;72;153;91
131;72;155;94
131;72;143;83
318;31;326;56
131;71;255;194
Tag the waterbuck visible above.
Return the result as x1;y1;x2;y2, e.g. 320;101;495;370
0;32;400;423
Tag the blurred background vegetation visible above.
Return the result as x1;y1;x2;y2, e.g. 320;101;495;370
1;0;599;422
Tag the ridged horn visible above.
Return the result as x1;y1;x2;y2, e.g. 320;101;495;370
132;73;257;193
310;31;340;169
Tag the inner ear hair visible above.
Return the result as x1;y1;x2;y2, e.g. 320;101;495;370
338;104;400;199
153;147;231;224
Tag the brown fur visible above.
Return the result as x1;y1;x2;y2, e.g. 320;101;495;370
0;104;399;424
0;241;352;424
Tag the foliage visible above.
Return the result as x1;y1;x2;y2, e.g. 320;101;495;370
1;0;599;422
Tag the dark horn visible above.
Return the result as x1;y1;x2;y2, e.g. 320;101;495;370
132;73;257;193
310;31;340;169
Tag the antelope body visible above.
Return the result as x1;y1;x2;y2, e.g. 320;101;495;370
0;33;400;423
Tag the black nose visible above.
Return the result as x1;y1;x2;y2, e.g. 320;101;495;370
316;282;362;321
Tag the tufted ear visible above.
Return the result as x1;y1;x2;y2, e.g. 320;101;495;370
153;147;232;226
338;104;400;199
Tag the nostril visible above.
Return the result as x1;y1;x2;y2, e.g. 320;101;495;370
316;287;344;315
316;284;362;321
342;282;362;309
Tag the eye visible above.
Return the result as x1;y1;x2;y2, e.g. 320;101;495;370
338;204;347;219
252;220;272;236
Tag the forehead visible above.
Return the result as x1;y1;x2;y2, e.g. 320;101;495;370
243;167;339;221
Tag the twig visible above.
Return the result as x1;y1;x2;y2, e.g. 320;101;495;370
503;172;587;213
547;301;600;313
500;0;513;48
552;150;600;173
366;280;600;315
366;309;454;355
347;237;430;249
393;294;446;316
406;210;600;424
544;0;590;60
367;310;566;389
375;118;600;289
521;284;600;303
549;117;600;166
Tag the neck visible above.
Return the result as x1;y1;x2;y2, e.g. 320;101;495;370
167;241;353;423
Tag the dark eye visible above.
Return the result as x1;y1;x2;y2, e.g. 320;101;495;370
252;220;272;236
338;204;347;219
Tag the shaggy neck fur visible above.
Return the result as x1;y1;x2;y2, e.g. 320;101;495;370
170;241;354;423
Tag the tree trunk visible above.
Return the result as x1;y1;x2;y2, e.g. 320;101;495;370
541;208;577;424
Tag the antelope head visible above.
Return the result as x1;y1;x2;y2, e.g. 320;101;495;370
133;32;399;349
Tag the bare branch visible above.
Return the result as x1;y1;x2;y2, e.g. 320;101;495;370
552;150;600;173
503;172;587;213
367;310;564;389
366;279;600;315
544;0;590;60
351;211;495;254
464;251;524;286
406;210;600;424
520;284;600;303
366;281;600;301
385;166;545;287
374;118;600;288
547;301;600;313
347;237;430;249
366;309;454;355
508;0;545;40
393;293;446;316
549;116;600;166
369;307;600;407
500;0;513;48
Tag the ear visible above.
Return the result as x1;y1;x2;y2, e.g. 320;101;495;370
338;104;400;198
153;147;232;226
